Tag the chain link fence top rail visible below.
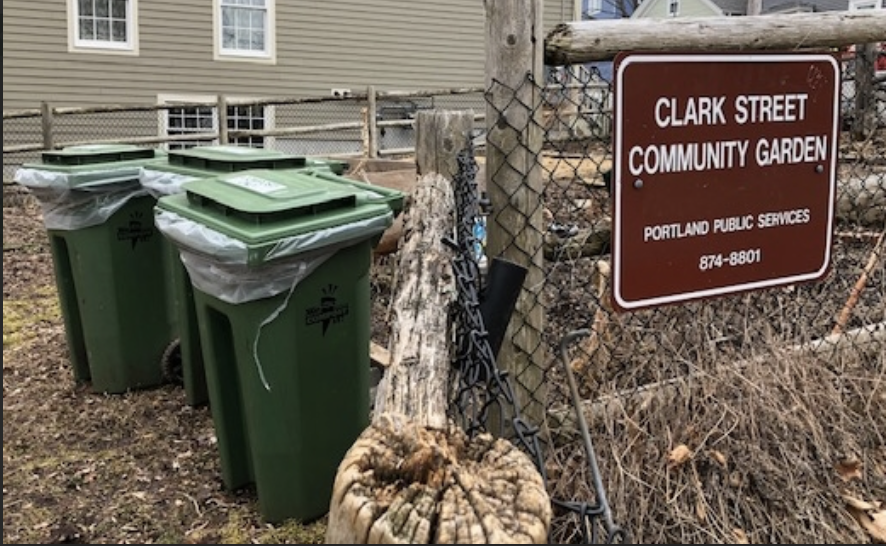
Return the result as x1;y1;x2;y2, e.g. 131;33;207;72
481;54;885;544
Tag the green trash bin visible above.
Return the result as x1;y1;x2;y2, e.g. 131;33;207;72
154;168;398;523
140;146;389;407
13;144;177;394
142;145;302;407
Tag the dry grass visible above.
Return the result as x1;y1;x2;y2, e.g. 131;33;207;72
535;134;886;544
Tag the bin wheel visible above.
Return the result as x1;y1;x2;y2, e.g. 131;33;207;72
161;338;184;386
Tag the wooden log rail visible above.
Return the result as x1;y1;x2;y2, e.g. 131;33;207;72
545;11;886;65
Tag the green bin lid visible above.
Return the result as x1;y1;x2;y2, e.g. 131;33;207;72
41;144;157;166
302;169;405;216
20;144;162;189
157;168;391;251
167;145;306;172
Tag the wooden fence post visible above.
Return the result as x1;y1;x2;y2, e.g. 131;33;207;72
415;109;473;180
485;0;547;427
360;106;370;156
217;94;229;145
367;85;378;158
40;102;54;150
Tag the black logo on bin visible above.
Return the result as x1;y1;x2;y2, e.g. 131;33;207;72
116;211;155;250
305;284;350;335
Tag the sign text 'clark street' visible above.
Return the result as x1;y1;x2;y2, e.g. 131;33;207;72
612;52;840;311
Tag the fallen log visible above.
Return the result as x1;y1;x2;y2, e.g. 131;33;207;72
326;111;551;544
544;217;612;260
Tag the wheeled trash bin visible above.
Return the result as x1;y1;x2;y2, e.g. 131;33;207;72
13;144;176;394
154;168;398;523
139;145;353;406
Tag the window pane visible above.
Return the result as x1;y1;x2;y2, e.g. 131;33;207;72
111;0;126;18
199;116;214;129
96;0;109;18
253;118;264;130
222;28;236;48
96;19;110;40
251;10;264;30
236;29;250;50
222;7;233;26
235;9;249;28
79;18;95;40
168;114;182;129
198;106;214;117
252;30;265;50
111;20;127;42
79;0;94;17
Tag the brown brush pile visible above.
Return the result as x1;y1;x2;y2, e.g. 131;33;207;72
544;346;886;544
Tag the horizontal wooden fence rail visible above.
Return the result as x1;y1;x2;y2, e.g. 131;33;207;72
3;87;485;121
544;11;886;64
3;87;486;160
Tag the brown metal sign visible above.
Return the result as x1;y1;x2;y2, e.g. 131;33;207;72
612;52;841;312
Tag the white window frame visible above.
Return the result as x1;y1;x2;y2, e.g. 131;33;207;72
586;0;604;16
213;0;277;63
668;0;680;16
67;0;139;55
157;94;275;150
848;0;882;9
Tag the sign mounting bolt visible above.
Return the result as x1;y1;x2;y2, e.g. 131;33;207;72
633;179;644;189
815;164;824;173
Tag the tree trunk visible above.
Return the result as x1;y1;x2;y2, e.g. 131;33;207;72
371;172;457;430
325;169;551;543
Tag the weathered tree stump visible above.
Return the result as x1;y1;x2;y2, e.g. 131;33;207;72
326;413;551;543
326;120;552;542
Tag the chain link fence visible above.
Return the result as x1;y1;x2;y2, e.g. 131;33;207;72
2;89;486;184
479;49;885;543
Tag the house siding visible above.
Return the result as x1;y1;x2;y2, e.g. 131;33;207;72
3;0;572;175
4;0;573;110
634;0;722;17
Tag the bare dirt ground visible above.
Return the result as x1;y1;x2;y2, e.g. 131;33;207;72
2;194;329;544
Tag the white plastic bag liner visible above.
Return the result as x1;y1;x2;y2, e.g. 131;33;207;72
13;167;148;231
155;208;392;304
139;169;200;198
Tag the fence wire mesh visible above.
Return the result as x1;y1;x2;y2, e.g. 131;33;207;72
478;49;885;543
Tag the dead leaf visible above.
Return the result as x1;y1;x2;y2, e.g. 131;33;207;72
732;528;750;544
710;450;727;468
846;504;886;542
843;494;881;511
871;511;886;540
835;457;864;482
668;444;692;469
